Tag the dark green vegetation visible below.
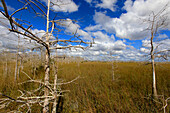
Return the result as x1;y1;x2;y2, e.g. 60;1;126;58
0;59;169;112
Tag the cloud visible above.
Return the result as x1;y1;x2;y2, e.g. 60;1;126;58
1;0;169;61
142;39;151;48
93;31;114;43
123;0;170;17
90;31;126;54
82;45;145;61
0;2;15;11
84;0;92;4
84;0;117;11
85;25;102;31
91;11;150;40
155;39;170;52
61;18;92;40
41;0;78;12
96;0;117;11
118;48;146;61
0;13;46;52
54;31;129;61
0;12;91;56
0;13;10;27
50;36;148;61
87;0;170;40
140;38;170;59
140;47;150;53
93;11;112;25
0;27;42;52
156;34;168;39
0;25;19;50
112;40;126;51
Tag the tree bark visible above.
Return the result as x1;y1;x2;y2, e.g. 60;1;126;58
150;17;157;97
14;51;18;81
43;48;50;113
41;47;44;66
52;50;58;113
43;0;50;112
151;55;157;97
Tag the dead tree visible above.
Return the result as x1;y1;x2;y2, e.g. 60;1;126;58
15;32;22;81
0;0;92;112
144;3;170;97
108;53;119;81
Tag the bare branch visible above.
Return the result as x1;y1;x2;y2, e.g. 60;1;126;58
162;97;170;113
28;0;47;17
10;6;28;18
50;45;88;50
1;0;15;29
57;76;80;85
50;39;92;45
155;49;170;55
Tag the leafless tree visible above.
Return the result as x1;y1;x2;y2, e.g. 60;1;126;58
14;34;19;81
14;33;23;81
0;0;92;112
108;54;119;81
144;3;170;98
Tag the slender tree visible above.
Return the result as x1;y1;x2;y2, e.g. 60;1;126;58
14;33;20;81
144;3;170;97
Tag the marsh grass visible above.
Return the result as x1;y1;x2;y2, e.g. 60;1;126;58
0;59;169;112
61;62;170;112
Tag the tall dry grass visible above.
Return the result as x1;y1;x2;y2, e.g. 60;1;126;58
0;57;169;112
60;62;170;112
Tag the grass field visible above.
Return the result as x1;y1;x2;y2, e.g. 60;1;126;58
0;59;169;112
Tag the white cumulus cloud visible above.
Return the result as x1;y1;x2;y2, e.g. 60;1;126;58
96;0;117;11
61;18;92;40
84;0;92;4
87;0;170;40
41;0;79;12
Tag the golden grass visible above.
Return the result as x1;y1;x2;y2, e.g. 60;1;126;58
0;60;169;112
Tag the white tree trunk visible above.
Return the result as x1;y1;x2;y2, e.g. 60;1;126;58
151;56;157;97
52;40;59;112
15;32;20;81
14;52;18;81
43;0;50;112
52;54;58;113
41;47;44;66
150;18;157;98
43;49;50;113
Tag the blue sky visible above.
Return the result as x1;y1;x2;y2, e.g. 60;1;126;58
0;0;170;61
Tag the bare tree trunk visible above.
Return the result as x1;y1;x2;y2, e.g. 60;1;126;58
52;50;58;113
43;49;50;113
17;60;20;78
15;51;18;81
52;68;58;113
43;0;50;112
41;47;44;66
30;51;35;77
18;55;23;79
151;55;157;97
150;21;157;97
15;34;20;81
